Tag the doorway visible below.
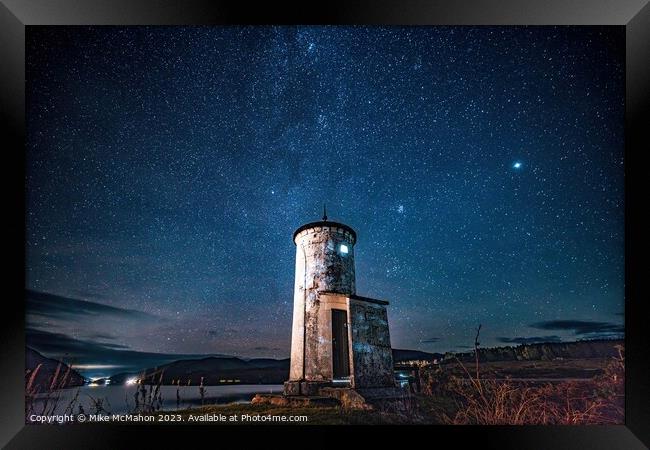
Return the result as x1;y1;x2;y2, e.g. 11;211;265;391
331;309;350;379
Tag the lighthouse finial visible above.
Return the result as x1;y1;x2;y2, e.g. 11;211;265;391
322;204;328;221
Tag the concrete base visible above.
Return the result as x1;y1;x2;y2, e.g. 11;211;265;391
283;381;301;396
284;380;331;397
356;386;412;401
275;383;412;410
251;393;339;407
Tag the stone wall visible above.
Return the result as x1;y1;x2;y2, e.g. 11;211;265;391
294;225;356;295
349;299;395;388
304;293;348;382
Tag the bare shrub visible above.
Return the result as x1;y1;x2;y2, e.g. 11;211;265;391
132;370;165;413
199;377;206;406
176;379;182;410
87;395;111;415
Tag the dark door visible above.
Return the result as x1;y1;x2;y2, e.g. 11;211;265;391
331;309;350;378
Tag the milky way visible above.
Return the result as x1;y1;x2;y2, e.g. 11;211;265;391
26;26;624;376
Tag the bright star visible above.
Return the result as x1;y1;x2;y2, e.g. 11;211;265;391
512;162;523;169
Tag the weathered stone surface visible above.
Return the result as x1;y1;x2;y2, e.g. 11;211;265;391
252;394;339;407
319;387;371;410
283;381;301;396
349;300;395;388
317;386;413;410
300;381;329;396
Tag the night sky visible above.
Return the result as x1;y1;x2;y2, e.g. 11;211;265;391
26;26;625;377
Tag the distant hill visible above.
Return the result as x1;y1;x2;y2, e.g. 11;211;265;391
108;371;141;385
25;347;85;390
444;339;623;363
393;349;442;362
110;349;443;386
109;341;621;386
111;356;290;385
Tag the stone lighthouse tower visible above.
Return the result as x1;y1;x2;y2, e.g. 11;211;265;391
284;208;396;397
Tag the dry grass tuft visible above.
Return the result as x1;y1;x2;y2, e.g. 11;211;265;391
432;327;625;425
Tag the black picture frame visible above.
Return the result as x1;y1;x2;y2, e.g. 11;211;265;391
2;1;648;448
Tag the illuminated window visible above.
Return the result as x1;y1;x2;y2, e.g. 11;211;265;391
340;244;349;254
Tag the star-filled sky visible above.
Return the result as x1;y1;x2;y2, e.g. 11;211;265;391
26;26;624;377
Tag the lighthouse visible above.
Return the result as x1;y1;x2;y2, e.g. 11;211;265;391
284;208;396;397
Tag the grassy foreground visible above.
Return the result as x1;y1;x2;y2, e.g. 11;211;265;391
171;349;624;425
176;395;456;425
